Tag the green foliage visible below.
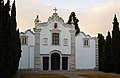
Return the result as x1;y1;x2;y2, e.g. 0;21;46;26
67;12;80;35
0;0;21;78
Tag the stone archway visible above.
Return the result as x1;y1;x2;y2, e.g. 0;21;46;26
51;53;60;70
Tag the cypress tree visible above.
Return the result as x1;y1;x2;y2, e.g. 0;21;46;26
98;33;105;71
16;29;21;71
67;12;80;35
112;14;120;73
0;0;21;77
103;31;112;72
4;1;11;77
0;0;4;77
98;15;120;73
9;0;21;76
0;0;11;77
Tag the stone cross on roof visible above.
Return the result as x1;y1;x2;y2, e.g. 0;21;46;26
53;7;58;13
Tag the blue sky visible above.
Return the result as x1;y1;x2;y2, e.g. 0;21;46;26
4;0;120;36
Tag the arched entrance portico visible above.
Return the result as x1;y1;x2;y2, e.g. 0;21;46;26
42;50;70;70
51;53;60;70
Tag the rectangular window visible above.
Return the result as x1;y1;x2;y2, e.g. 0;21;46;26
83;38;90;47
52;33;59;45
21;37;28;45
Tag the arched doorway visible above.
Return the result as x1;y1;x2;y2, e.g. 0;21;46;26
51;53;60;70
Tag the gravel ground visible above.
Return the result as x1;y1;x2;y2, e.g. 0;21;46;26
12;70;120;78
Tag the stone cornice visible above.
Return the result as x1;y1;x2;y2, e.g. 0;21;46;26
50;29;61;33
33;28;41;33
69;30;76;34
36;22;48;28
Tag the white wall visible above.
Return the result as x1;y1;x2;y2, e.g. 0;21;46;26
75;32;96;69
19;30;35;69
20;30;35;46
19;14;97;70
29;46;34;68
39;21;73;54
19;46;29;69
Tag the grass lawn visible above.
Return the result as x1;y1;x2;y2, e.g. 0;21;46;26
20;73;70;78
77;73;120;78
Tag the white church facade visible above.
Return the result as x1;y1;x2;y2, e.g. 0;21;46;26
19;11;98;70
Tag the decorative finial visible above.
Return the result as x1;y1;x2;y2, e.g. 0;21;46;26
34;15;40;26
53;7;58;13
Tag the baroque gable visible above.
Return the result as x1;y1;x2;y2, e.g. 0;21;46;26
35;13;74;29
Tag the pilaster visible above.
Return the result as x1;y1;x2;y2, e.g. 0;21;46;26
95;38;99;70
49;57;51;70
69;30;76;70
60;57;62;70
33;28;41;70
68;56;70;70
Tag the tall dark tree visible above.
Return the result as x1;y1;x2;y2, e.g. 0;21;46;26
98;33;105;71
0;0;21;78
11;0;21;74
103;31;112;72
112;14;120;73
67;12;80;35
98;15;120;73
0;0;10;77
16;29;21;71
